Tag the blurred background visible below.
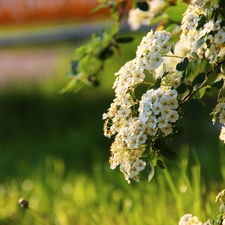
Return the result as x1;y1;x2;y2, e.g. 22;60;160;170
0;1;224;224
0;0;111;174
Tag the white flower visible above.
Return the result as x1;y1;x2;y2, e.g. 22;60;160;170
180;0;224;63
149;53;164;69
146;115;158;129
167;98;179;110
179;214;193;225
203;20;214;33
211;99;225;125
161;68;183;89
155;31;171;46
179;214;202;225
157;115;168;129
159;96;171;110
149;0;168;16
219;126;225;143
133;159;146;171
219;110;225;124
165;110;179;123
160;123;173;136
128;8;152;31
184;13;198;31
102;113;108;120
117;108;131;118
161;43;172;54
214;28;225;44
152;101;162;115
147;127;158;136
127;0;168;31
214;19;221;30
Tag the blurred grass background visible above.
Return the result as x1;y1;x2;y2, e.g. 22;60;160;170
0;23;224;225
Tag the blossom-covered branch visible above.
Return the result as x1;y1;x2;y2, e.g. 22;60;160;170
64;0;225;183
103;0;225;183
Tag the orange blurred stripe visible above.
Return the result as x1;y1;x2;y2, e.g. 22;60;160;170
0;0;110;24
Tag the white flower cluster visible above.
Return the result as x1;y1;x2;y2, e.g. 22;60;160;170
215;189;225;203
155;41;186;87
128;8;151;31
103;30;180;183
179;217;225;225
212;98;225;143
128;0;168;30
138;87;179;137
180;189;225;225
161;67;183;89
181;0;225;63
179;214;202;225
136;30;171;74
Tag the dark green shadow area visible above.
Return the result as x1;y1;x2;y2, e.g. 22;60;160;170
0;89;115;181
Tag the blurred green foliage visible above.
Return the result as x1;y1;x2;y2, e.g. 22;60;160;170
1;148;224;225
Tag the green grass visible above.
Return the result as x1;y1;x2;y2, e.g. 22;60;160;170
1;146;224;225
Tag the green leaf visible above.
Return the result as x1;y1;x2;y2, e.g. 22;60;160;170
165;1;188;23
191;51;199;59
181;70;187;81
157;160;165;169
115;37;134;43
196;14;207;30
193;35;206;51
98;47;114;60
211;78;224;90
176;57;189;71
150;14;168;25
161;146;177;160
75;45;88;59
193;60;199;68
154;77;162;89
148;162;155;182
165;24;177;33
162;70;169;78
208;52;217;64
194;86;208;99
184;98;204;117
169;32;180;43
176;83;187;94
60;78;83;93
192;72;207;90
71;61;79;75
137;1;149;11
154;138;166;151
170;43;175;55
171;126;185;137
108;22;119;36
91;2;108;12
